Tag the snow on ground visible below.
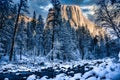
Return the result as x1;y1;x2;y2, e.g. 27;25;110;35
26;74;36;80
0;55;120;80
0;55;52;73
26;58;120;80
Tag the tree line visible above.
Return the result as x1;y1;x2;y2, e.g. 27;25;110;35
0;0;44;61
0;0;119;61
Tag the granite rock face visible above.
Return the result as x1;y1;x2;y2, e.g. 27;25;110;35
44;5;107;60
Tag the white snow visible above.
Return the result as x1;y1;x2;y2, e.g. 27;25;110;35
106;71;120;80
26;74;36;80
82;71;94;79
54;73;69;80
0;55;120;80
86;77;97;80
119;52;120;62
4;78;9;80
73;73;82;79
98;69;108;78
39;76;48;80
25;58;120;80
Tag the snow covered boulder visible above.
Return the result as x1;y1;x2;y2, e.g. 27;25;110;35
27;74;36;80
73;73;82;79
98;70;108;78
106;71;120;80
82;71;94;79
118;52;120;62
92;67;101;77
40;76;48;80
55;73;69;80
4;78;9;80
69;73;82;80
86;77;97;80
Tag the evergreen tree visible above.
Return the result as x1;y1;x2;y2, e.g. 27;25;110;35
105;34;111;57
0;0;13;29
26;11;36;56
35;14;44;56
76;25;92;59
26;22;33;52
16;18;25;60
44;6;61;60
31;11;36;31
0;39;5;59
9;0;29;61
44;23;53;56
0;4;17;59
60;21;79;61
51;0;61;9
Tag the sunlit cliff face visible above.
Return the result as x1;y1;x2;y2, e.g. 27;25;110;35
46;5;106;38
19;16;33;22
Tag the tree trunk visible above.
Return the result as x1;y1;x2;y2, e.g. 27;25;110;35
20;48;22;60
0;13;4;29
9;0;22;61
81;46;84;60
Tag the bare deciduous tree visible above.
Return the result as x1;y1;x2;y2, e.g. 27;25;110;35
94;0;120;38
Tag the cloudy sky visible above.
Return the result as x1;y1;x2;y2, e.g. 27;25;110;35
25;0;96;20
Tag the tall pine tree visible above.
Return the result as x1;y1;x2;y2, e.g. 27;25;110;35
9;0;29;61
35;14;44;56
